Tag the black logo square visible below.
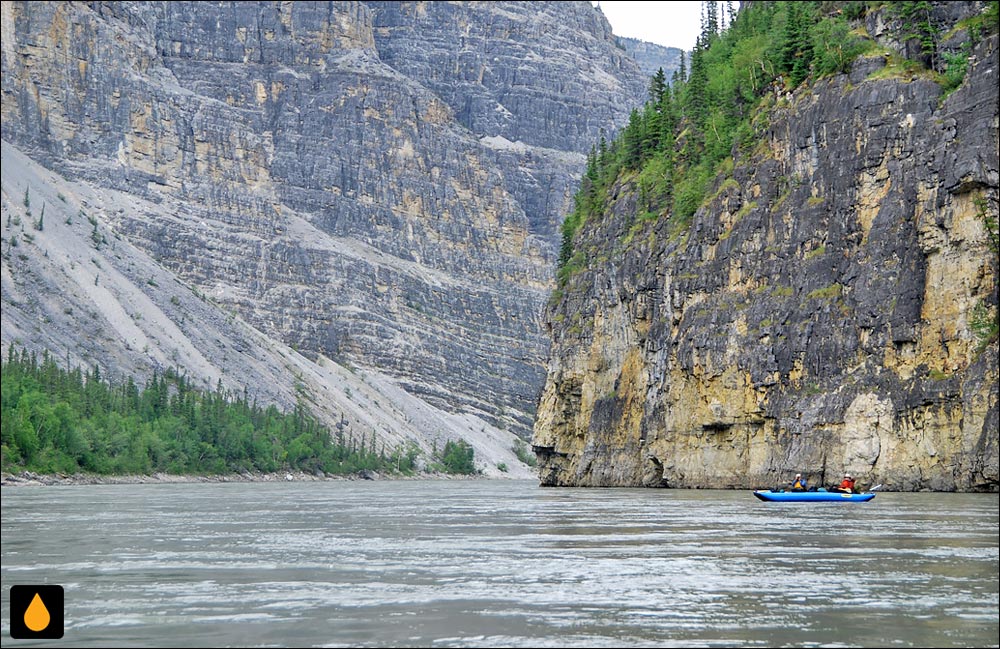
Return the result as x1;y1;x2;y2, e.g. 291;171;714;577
10;584;64;639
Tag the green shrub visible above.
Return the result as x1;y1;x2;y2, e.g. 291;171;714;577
439;439;476;474
513;439;538;467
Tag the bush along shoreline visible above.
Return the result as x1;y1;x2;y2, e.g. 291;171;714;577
0;468;493;487
1;347;481;482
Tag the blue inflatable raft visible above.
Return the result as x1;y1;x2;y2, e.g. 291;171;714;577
753;490;876;502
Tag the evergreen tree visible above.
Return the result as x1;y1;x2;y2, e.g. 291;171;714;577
641;102;661;158
703;1;720;44
623;108;644;170
686;43;710;146
649;67;667;104
893;1;940;69
779;2;815;86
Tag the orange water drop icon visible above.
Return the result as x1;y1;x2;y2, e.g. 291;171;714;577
24;592;51;632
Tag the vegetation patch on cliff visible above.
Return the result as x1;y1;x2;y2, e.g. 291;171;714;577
556;0;999;287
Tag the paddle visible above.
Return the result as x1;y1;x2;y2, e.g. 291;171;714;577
869;483;883;492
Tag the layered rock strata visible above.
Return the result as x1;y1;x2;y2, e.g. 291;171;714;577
1;1;647;457
615;36;683;83
534;32;999;491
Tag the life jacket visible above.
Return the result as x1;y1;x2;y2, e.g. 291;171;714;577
838;478;855;491
792;477;806;490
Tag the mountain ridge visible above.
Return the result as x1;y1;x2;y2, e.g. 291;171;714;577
1;1;649;475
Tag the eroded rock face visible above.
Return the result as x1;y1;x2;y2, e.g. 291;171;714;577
615;36;683;83
1;1;647;441
534;31;999;491
366;1;647;245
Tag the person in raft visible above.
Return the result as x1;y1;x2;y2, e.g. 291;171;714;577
832;473;856;493
790;473;808;491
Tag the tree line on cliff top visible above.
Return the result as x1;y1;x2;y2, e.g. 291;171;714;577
558;0;999;285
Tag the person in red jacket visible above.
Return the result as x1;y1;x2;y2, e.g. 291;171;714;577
833;473;856;493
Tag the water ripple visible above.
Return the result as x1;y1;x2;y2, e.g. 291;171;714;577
2;482;996;647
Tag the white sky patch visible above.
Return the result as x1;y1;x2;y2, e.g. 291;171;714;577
593;1;739;51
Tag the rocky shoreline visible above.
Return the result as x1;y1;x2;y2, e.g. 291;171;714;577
0;469;491;487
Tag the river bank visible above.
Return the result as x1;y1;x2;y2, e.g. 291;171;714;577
0;468;499;487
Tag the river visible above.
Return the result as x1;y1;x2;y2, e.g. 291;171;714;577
2;480;997;647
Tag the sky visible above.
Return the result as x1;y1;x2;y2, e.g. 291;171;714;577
592;1;711;52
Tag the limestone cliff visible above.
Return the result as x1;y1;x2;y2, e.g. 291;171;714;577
615;37;683;83
1;1;646;472
534;11;999;491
